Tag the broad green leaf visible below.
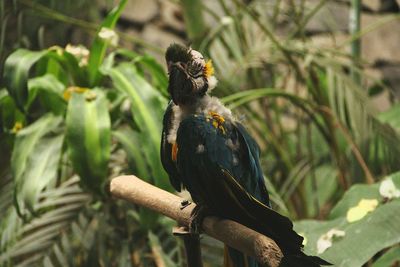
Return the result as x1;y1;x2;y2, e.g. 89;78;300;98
49;49;87;86
295;173;400;267
372;246;400;267
87;0;127;86
3;49;49;109
27;74;66;114
66;89;111;195
103;49;168;96
15;134;64;215
328;172;400;219
296;200;400;267
106;63;170;190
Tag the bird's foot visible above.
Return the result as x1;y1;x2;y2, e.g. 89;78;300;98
180;199;192;210
189;205;208;234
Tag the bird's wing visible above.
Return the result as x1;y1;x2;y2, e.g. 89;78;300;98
160;101;182;191
175;114;303;253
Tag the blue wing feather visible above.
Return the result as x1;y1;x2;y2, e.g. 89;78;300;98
164;112;330;267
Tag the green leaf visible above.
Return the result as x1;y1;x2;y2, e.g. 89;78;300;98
106;63;170;190
104;49;168;96
295;173;400;267
0;177;90;266
16;135;64;215
66;89;111;195
11;114;63;216
113;128;148;179
87;0;127;86
372;246;400;267
329;182;382;220
3;49;49;110
304;165;338;217
27;74;66;114
0;93;25;131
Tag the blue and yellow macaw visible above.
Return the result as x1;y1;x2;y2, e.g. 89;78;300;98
161;44;331;267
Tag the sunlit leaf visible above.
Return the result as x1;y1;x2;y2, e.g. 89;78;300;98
66;89;111;195
3;49;49;110
106;63;170;190
295;173;400;267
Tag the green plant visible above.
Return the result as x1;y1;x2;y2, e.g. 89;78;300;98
0;1;185;266
295;172;400;266
181;0;400;219
177;1;400;265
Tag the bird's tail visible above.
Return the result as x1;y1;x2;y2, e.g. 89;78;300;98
279;253;333;267
223;246;332;267
223;245;259;267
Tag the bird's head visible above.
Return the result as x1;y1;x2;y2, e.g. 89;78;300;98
165;43;216;106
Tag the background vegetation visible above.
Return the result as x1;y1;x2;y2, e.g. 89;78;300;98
0;0;399;266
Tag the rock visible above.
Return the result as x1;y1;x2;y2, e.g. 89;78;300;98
159;1;185;32
309;32;348;49
305;2;350;34
117;28;141;50
142;24;184;49
377;61;400;99
378;0;399;12
363;0;383;11
371;90;391;112
336;0;399;12
120;0;158;24
141;24;185;63
361;13;400;63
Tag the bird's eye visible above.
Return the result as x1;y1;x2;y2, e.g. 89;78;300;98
188;60;203;76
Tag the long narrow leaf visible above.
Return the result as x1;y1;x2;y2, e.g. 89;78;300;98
87;0;127;86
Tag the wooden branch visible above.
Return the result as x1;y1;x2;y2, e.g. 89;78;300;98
110;175;283;267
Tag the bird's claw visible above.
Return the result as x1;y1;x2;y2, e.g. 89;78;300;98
189;205;208;234
180;199;191;210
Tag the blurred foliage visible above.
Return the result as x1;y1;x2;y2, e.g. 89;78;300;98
1;0;400;266
0;1;186;266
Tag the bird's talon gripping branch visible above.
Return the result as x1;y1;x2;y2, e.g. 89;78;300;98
189;205;208;234
180;199;192;210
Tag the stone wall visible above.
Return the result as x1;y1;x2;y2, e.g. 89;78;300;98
98;0;400;104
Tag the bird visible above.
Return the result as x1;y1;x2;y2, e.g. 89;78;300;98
160;43;331;267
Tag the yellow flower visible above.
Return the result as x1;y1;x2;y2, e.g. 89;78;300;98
204;60;214;78
11;122;23;133
346;199;378;223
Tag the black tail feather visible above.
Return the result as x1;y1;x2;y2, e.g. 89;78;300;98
280;253;332;267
